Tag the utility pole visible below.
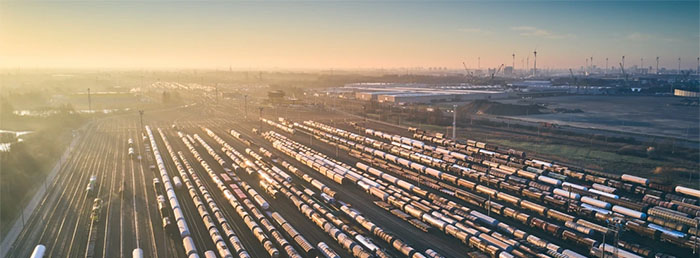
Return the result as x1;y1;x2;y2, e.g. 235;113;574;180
614;218;622;258
244;95;248;120
693;220;699;254
487;195;491;216
333;120;339;157
452;105;457;141
567;185;572;213
87;88;92;114
20;207;25;227
259;107;263;132
139;110;144;135
602;225;607;258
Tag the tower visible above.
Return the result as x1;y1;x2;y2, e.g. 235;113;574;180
512;53;516;70
533;50;537;77
656;57;659;74
678;57;681;74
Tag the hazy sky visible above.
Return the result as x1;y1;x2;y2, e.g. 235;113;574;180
1;1;698;70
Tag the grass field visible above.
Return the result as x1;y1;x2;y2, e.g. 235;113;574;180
401;121;697;187
496;96;699;140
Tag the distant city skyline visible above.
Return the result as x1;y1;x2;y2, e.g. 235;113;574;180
1;1;698;70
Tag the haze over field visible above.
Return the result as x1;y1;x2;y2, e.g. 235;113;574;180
1;1;698;70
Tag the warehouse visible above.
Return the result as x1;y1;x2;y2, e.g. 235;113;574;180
355;91;398;101
375;91;510;104
344;82;510;104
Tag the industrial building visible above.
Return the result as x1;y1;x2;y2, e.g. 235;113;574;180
346;83;509;104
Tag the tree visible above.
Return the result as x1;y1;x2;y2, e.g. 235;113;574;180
0;97;15;123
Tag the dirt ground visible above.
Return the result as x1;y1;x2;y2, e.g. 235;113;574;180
494;95;699;140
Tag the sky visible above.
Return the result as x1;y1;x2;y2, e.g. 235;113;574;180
1;1;698;70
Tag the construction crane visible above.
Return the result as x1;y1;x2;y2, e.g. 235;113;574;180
462;61;471;75
569;68;577;90
569;68;576;82
462;61;473;82
491;64;504;81
619;62;628;83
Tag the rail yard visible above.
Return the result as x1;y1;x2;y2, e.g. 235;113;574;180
6;100;700;258
3;1;699;257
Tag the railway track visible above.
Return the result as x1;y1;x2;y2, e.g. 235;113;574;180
7;102;698;258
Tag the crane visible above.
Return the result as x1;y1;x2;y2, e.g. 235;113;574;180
462;61;473;82
570;68;582;93
491;64;504;80
619;62;628;83
569;68;576;81
569;68;586;93
462;61;471;75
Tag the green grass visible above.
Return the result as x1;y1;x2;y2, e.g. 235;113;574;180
488;139;664;172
